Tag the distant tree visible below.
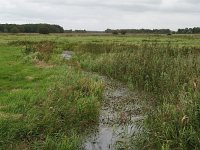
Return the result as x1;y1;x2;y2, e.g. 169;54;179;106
106;28;174;34
18;26;25;33
172;31;176;34
0;24;64;33
167;33;172;36
177;29;182;34
105;29;112;33
0;25;4;32
10;27;20;33
65;30;73;33
112;30;118;35
192;27;200;34
4;28;8;33
74;30;87;33
177;27;200;34
24;24;36;33
120;30;127;35
49;25;64;33
39;26;49;34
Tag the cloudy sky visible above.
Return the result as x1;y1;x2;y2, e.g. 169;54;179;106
0;0;199;30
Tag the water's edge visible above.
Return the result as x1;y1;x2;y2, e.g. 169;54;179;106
61;51;143;150
83;75;143;150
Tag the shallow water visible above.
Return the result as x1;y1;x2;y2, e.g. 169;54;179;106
61;51;74;60
61;52;143;149
83;76;143;150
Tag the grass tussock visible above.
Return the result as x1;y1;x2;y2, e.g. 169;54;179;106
21;41;55;63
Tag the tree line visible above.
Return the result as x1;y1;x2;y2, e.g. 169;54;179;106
64;29;87;33
105;27;200;35
177;27;200;34
1;24;200;34
0;24;64;34
105;29;172;35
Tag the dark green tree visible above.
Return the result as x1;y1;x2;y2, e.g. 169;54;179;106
120;30;127;35
112;30;118;35
10;27;20;33
39;26;50;34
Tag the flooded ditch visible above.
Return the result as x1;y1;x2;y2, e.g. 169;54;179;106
83;76;143;150
62;51;143;150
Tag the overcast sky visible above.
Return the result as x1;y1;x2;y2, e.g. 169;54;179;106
0;0;199;30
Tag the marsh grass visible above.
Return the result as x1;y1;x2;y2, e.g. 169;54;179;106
72;42;200;149
21;41;55;62
1;34;200;149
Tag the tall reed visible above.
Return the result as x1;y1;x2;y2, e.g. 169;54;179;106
73;42;200;149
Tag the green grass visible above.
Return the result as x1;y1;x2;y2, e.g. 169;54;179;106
2;33;200;46
0;37;103;149
0;33;199;149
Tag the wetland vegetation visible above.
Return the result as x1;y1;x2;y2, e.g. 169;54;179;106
0;34;199;149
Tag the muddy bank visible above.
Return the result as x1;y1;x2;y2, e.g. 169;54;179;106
83;75;143;150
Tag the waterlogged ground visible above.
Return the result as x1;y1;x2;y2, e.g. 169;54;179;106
83;75;143;150
62;51;143;149
0;35;199;149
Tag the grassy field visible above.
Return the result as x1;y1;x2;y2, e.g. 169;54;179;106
0;34;199;149
0;35;103;149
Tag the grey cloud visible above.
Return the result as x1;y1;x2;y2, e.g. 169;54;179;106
0;0;200;30
179;0;200;4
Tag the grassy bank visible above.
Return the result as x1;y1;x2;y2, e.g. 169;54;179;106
0;40;103;149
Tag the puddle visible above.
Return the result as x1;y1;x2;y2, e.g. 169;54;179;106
83;76;143;150
61;51;74;60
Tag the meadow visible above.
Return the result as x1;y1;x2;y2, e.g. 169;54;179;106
0;33;199;149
